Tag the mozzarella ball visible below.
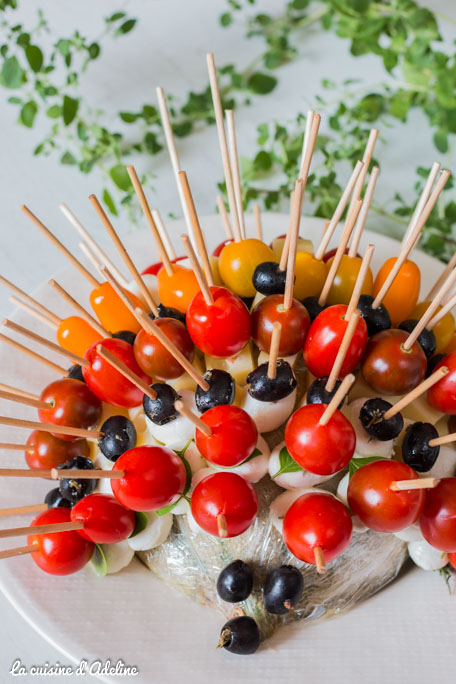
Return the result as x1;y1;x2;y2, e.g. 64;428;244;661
268;441;332;490
127;512;173;551
408;540;448;571
241;385;297;433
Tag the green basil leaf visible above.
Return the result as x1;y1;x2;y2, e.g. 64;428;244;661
272;446;303;478
1;56;23;89
19;100;37;127
247;72;277;95
109;163;132;191
348;456;388;479
129;511;149;538
62;95;78;126
25;44;43;73
102;188;117;216
90;544;108;576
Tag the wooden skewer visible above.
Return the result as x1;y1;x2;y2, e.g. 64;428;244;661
348;167;379;258
174;400;212;436
0;467;122;479
0;417;102;440
0;504;47;518
298;113;321;202
279;191;295;272
0;543;38;560
319;374;355;426
314;161;364;260
48;279;109;339
20;206;100;288
59;203;130;289
299;110;315;179
206;53;242;242
89;193;159;316
0;443;29;451
9;296;59;331
428;291;456;331
283;180;304;310
345;244;375;320
180;235;213;305
2;319;89;369
96;344;157;401
226;110;246;240
253;204;262;242
427;251;456;301
0;382;44;402
216;195;233;241
98;266;144;329
267;322;282;380
152;209;177;261
0;275;61;327
429;431;456;448
135;308;209;391
318;199;363;307
0;389;50;411
217;514;228;538
78;241;104;275
314;546;326;575
325;311;361;393
383;367;449;420
178;171;214;286
0;520;84;539
347;128;378;218
390;477;439;492
404;161;441;246
0;334;67;375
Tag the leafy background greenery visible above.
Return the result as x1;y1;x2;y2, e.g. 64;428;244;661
0;0;455;259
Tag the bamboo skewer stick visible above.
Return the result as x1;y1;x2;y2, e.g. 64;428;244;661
0;544;38;560
267;322;282;380
0;520;84;539
383;367;449;420
180;235;213;305
59;203;130;289
428;291;456;331
206;53;242;242
347;128;378;218
174;400;212;437
99;266;142;322
253;204;262;242
325;312;361;393
390;478;439;492
9;296;59;331
319;374;355;426
89;193;159;316
178;171;214;286
20;206;100;288
0;275;61;327
429;432;456;448
0;504;47;518
299;110;315;179
0;443;29;451
226;110;246;240
0;468;122;479
152;209;177;261
95;345;157;401
0;417;102;440
314;546;326;575
346;244;375;321
48;280;109;338
0;334;67;375
279;193;294;272
0;389;50;411
283;180;304;310
427;251;456;301
404;161;441;245
298;113;321;200
216;196;234;241
217;514;228;538
348;167;379;258
78;242;103;274
0;383;46;402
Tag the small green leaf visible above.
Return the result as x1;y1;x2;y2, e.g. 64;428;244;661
119;111;137;123
130;511;148;538
25;44;43;72
116;19;137;35
109;164;132;191
46;104;61;119
88;42;100;60
90;544;108;576
107;11;126;23
247;72;277;95
103;188;118;216
271;446;303;478
19;100;37;128
1;56;23;88
434;129;448;154
62;95;78;126
348;456;388;479
220;12;232;27
61;150;77;165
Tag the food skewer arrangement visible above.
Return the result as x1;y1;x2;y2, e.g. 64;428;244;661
1;53;456;657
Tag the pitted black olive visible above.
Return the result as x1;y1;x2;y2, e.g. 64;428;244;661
359;397;404;441
112;330;137;346
402;421;440;472
98;415;137;462
399;319;436;358
306;376;343;407
358;294;391;337
143;383;179;425
195;369;235;413
301;296;324;322
246;360;296;402
252;262;287;296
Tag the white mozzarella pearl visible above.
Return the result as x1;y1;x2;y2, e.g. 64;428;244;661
241;385;297;433
408;540;448;571
268;441;332;490
336;473;368;533
393;523;424;543
127;512;173;551
210;435;270;483
343;398;394;458
145;390;196;449
101;540;135;575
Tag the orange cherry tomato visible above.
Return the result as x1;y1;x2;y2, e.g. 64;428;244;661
57;316;103;358
443;332;456;355
326;254;373;306
373;258;421;326
219;239;276;298
90;282;143;333
157;264;200;314
413;300;455;354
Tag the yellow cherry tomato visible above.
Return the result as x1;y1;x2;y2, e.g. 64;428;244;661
219;239;276;298
271;236;313;261
373;258;421;326
326;254;373;306
90;282;143;334
442;331;456;354
413;300;455;354
57;316;103;358
157;263;200;313
293;252;328;299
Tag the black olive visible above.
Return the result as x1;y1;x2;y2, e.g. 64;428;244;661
217;616;260;655
306;376;343;407
217;560;253;603
252;262;287;295
112;330;137;346
449;415;456;434
143;383;179;425
246;360;296;402
66;364;85;383
301;296;324;322
58;456;97;504
402;422;440;472
156;303;186;325
98;415;137;462
398;319;436;358
44;487;73;509
263;565;304;615
241;296;255;310
357;294;391;337
195;369;235;413
359;397;404;441
426;353;446;378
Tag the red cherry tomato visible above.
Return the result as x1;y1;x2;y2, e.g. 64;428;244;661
25;430;90;470
252;294;310;357
285;404;355;475
303;304;367;378
142;256;186;276
83;338;150;408
38;378;102;442
212;239;233;257
427;352;456;414
191;471;258;538
71;493;135;544
449;552;456;570
361;328;427;395
111;446;187;512
133;317;194;380
419;478;456;552
186;286;251;358
283;492;353;564
195;405;258;467
347;459;425;532
27;508;94;576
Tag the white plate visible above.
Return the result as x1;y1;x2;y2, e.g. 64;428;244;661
0;214;455;684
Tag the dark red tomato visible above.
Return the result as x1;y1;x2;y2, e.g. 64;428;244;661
449;552;456;570
111;446;187;512
134;317;194;380
285;404;355;475
347;459;425;532
25;430;90;470
361;328;427;396
38;378;102;442
252;294;310;357
71;493;135;544
187;286;251;359
195;405;258;467
322;247;360;263
142;256;186;276
419;478;456;552
27;508;94;576
83;338;149;408
191;472;258;538
213;239;233;257
427;352;456;414
283;492;352;564
303;304;367;378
